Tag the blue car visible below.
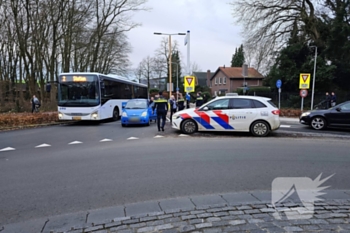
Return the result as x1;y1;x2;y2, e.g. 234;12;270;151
121;99;157;127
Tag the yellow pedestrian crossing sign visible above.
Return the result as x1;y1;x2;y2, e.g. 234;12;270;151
299;73;310;89
184;76;195;93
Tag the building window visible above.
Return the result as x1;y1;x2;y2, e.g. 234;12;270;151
223;77;226;84
219;77;221;84
215;78;217;84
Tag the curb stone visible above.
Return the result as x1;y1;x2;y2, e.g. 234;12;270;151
2;190;350;233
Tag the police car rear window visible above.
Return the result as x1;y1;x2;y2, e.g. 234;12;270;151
252;100;267;108
267;100;277;108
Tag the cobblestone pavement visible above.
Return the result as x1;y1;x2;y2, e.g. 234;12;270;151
2;191;350;233
70;201;350;233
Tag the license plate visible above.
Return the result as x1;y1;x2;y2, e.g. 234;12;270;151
129;117;139;122
72;116;81;120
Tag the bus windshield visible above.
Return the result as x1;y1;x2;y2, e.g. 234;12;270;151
58;75;100;107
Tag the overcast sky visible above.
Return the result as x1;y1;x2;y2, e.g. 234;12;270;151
126;0;243;74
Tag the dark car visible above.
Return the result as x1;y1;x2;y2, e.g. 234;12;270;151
300;101;350;130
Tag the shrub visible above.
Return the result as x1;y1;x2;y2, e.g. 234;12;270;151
0;112;59;129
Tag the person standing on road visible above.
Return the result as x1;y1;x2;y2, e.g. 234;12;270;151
186;93;191;109
152;91;168;132
325;92;331;109
203;94;208;104
331;92;337;107
195;92;203;108
169;95;177;122
177;93;185;111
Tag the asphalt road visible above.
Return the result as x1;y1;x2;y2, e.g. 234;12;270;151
1;119;350;226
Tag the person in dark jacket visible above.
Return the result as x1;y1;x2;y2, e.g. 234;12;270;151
152;91;168;131
186;93;191;109
331;92;337;107
325;92;331;109
195;92;203;108
203;94;208;104
177;93;185;111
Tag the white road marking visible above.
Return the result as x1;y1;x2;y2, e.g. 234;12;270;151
154;135;164;138
68;141;83;145
35;144;51;148
166;117;171;122
179;134;188;137
127;137;139;140
100;139;113;142
280;125;291;128
0;147;15;152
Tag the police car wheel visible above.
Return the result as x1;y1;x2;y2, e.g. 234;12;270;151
181;119;197;134
250;121;270;137
121;123;126;127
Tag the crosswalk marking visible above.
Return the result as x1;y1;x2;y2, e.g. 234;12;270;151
154;135;164;138
35;143;51;148
100;139;113;142
0;147;15;152
127;137;139;140
280;125;291;128
68;141;83;145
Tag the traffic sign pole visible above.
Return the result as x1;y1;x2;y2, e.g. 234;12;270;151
278;88;281;109
276;80;282;109
301;97;304;112
299;89;308;112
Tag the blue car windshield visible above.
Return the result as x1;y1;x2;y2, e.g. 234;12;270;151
125;100;148;109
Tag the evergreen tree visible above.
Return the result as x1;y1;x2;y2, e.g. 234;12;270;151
266;20;336;92
231;44;245;67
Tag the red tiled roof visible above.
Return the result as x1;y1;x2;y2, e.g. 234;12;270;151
218;67;264;79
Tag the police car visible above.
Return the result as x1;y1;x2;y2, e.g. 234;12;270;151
172;95;280;137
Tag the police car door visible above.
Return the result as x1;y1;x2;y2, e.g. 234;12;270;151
229;98;258;131
198;98;233;131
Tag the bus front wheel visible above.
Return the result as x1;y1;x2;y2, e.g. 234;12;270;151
113;107;119;121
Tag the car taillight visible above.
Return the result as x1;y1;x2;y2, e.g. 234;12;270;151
272;110;280;115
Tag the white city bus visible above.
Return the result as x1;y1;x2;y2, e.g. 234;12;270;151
57;72;148;121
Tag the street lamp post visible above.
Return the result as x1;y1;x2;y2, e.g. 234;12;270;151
154;32;186;98
310;46;317;110
171;62;179;100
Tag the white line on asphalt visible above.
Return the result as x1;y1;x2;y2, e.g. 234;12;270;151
179;134;189;137
280;125;291;128
68;141;83;145
0;147;15;152
35;144;51;148
166;117;171;122
127;137;139;140
154;135;164;138
100;139;113;142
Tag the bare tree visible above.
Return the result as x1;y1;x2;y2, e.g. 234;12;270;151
0;0;149;111
230;0;320;51
154;37;180;82
243;39;276;75
136;56;156;90
190;62;201;73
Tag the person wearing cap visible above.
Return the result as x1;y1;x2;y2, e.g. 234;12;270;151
152;91;168;131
